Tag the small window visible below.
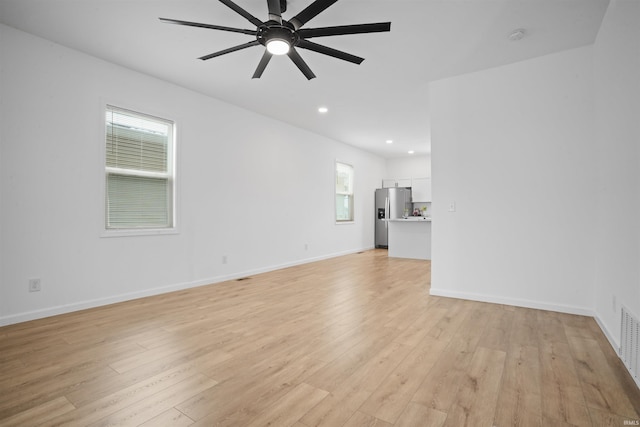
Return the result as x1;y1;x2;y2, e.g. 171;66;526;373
335;161;354;222
105;106;175;231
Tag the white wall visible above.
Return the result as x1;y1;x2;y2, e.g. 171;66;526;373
593;0;640;343
386;155;431;180
0;25;386;325
429;0;640;353
430;46;597;314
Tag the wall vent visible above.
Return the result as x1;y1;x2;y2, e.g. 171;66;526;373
620;305;640;382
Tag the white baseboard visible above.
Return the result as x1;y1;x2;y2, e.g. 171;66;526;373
429;287;593;316
594;313;620;355
0;247;372;327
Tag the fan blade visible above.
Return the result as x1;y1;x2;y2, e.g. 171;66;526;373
199;40;260;60
289;0;338;30
267;0;282;23
252;50;273;78
159;18;257;35
298;22;391;38
297;39;363;64
219;0;264;27
287;48;316;80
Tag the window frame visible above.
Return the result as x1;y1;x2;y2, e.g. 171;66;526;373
335;160;355;224
102;104;178;237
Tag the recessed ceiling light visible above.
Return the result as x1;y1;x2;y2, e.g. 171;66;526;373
386;140;393;144
408;150;415;154
318;106;328;113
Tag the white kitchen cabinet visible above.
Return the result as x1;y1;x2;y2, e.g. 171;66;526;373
382;178;412;188
411;177;432;202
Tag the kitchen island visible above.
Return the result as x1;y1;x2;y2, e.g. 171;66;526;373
387;217;431;260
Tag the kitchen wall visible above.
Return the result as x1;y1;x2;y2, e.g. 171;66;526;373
430;45;597;314
592;0;640;345
386;156;431;216
0;24;386;325
386;155;431;180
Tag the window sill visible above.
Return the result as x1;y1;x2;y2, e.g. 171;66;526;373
101;227;179;238
335;221;355;225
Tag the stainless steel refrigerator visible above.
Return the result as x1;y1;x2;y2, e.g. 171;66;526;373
375;187;412;248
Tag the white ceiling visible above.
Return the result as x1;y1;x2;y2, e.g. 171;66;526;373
0;0;609;158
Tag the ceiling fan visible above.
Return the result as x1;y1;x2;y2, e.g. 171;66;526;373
160;0;391;80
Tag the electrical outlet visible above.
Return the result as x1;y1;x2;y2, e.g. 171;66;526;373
28;278;41;292
304;243;309;251
448;201;456;212
222;255;228;264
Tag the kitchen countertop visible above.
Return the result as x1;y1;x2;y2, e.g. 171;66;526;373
387;217;431;222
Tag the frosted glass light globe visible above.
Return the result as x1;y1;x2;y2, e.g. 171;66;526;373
266;39;290;55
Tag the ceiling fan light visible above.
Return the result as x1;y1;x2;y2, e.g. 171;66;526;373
266;39;290;55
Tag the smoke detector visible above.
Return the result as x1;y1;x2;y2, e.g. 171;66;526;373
508;28;526;41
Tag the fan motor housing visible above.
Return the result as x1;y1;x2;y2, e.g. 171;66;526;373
257;21;298;47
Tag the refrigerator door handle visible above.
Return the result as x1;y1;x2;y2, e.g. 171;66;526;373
385;196;390;228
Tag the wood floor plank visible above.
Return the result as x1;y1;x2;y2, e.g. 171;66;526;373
392;307;448;347
46;353;222;426
424;298;473;342
87;374;218;427
299;341;413;427
65;346;232;408
107;332;232;375
343;411;393;427
587;406;640;427
298;389;371;427
180;355;326;426
0;364;119;419
359;335;450;423
336;341;414;395
244;382;328;427
394;402;447;427
535;310;567;343
137;408;194;427
441;346;506;427
509;307;539;347
560;312;602;340
539;340;592;426
0;396;75;427
410;306;493;412
493;344;542;427
0;250;637;426
304;326;397;393
306;320;388;364
477;307;514;352
567;335;639;419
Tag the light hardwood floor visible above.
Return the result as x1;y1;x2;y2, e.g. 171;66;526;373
1;249;639;426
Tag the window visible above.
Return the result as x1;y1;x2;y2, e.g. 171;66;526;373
105;106;175;231
335;161;354;222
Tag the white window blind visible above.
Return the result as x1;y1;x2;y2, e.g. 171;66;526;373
105;106;174;230
335;162;354;222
